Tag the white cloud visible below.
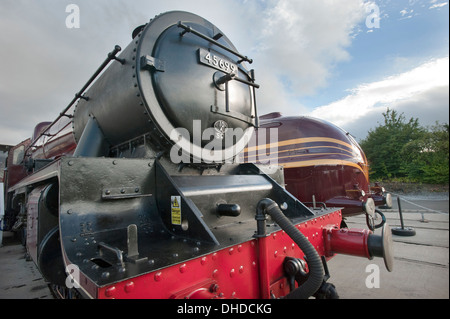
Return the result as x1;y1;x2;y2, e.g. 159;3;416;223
429;2;448;9
308;57;449;140
254;0;367;96
0;0;370;145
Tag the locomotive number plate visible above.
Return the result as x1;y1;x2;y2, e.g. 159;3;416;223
198;48;237;74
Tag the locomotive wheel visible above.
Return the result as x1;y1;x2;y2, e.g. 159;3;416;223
37;227;67;286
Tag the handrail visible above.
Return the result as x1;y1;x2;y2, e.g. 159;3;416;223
177;22;253;64
24;45;124;158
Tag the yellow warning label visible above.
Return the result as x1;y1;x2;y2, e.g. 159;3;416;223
172;196;180;207
171;196;181;225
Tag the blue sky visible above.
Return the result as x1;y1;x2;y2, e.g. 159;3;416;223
0;0;448;144
306;0;448;139
314;0;449;105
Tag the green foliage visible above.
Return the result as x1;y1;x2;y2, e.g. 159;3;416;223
359;109;449;184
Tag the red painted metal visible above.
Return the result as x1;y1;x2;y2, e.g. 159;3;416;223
323;226;372;259
96;210;343;299
5;139;31;189
30;118;77;160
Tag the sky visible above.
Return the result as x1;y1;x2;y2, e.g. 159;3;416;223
0;0;448;145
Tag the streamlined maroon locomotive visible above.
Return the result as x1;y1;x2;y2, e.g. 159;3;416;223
2;11;393;299
242;112;393;231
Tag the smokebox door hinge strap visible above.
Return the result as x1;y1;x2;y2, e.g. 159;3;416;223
140;55;165;72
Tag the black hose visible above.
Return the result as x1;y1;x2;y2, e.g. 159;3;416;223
257;199;324;299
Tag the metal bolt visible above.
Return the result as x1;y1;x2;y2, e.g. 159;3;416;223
154;272;162;282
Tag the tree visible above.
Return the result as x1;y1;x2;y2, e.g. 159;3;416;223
401;123;449;184
360;108;425;181
359;108;449;184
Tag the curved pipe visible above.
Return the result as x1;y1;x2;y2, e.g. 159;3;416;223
256;199;324;299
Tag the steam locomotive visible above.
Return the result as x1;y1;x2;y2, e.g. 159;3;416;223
2;11;393;299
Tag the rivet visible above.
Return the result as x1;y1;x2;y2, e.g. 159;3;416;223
228;248;234;255
105;286;116;297
124;282;135;293
239;266;244;274
212;269;219;278
274;250;278;258
179;264;187;273
154;272;162;282
201;257;207;265
68;160;74;166
237;245;243;252
230;269;235;277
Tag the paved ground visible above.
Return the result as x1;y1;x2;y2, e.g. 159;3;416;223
0;233;53;299
0;195;448;299
327;196;449;299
